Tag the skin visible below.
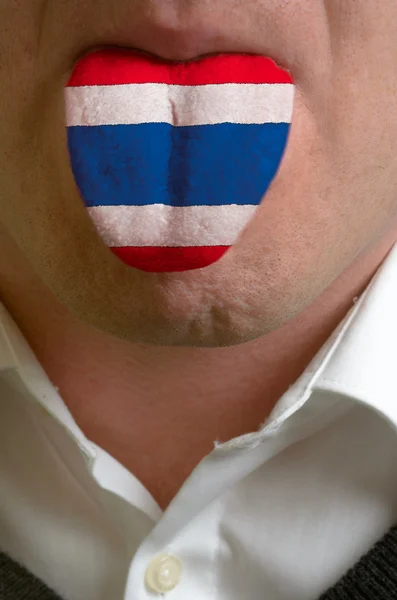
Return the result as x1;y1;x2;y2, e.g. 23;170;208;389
1;0;397;508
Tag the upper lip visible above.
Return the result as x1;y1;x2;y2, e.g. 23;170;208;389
97;45;227;63
81;3;298;74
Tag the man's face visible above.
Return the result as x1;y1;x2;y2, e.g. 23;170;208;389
1;0;397;347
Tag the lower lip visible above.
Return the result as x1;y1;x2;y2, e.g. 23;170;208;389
66;48;293;273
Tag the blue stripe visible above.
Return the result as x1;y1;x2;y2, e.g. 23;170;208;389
67;122;290;207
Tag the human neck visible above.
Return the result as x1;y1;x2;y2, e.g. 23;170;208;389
1;228;395;508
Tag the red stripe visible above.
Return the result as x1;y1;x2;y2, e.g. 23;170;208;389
68;49;292;87
110;245;230;272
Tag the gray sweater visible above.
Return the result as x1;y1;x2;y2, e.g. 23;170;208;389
2;525;397;600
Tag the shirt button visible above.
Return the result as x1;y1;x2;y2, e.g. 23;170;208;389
145;554;182;594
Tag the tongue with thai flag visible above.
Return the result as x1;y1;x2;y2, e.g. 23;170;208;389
65;50;293;272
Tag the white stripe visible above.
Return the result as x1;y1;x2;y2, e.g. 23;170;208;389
88;204;258;247
65;83;294;127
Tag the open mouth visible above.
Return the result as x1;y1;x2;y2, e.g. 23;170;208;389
65;48;294;273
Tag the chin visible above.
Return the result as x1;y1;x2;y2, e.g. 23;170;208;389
55;236;306;349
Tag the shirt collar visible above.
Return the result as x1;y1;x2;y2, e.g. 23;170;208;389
1;241;397;449
313;241;397;426
0;300;97;467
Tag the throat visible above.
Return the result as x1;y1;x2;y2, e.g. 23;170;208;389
67;390;273;511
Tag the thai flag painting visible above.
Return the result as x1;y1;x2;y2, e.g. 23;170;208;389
65;50;294;272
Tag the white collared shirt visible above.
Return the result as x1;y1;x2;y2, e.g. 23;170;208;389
2;244;397;600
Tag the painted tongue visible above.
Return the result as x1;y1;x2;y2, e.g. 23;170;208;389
65;49;293;272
